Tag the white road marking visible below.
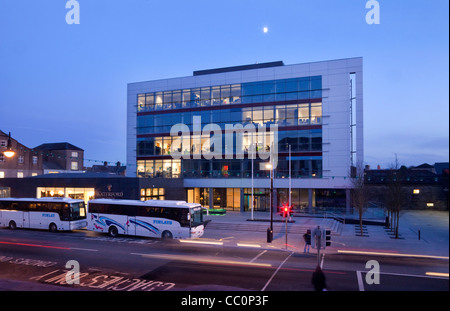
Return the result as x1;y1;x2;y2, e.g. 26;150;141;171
356;271;365;291
261;251;293;291
250;250;267;263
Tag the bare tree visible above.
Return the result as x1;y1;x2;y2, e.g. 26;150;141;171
350;162;367;236
385;155;406;239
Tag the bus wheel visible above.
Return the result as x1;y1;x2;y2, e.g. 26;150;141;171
8;221;16;230
49;223;58;233
161;230;173;239
108;226;119;237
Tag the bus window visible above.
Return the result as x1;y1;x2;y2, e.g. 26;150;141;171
70;202;86;220
190;207;203;227
61;204;71;221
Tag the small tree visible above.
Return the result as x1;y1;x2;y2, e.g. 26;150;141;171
385;155;406;239
350;162;368;236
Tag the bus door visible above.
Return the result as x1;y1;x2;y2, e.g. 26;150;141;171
11;202;29;229
22;211;30;229
127;216;136;236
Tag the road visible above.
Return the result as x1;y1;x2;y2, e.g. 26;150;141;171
0;227;448;293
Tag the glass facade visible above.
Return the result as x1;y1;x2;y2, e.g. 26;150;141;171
136;76;323;179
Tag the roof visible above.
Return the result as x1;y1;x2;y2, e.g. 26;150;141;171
193;61;285;76
414;163;434;169
34;142;83;151
0;197;84;203
29;172;129;179
89;198;200;208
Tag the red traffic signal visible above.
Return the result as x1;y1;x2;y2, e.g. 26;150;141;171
281;204;292;218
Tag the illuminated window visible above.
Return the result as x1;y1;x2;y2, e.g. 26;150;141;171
413;189;420;194
140;188;165;201
71;161;78;170
427;203;434;207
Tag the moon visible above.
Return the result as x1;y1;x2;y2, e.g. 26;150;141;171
263;27;268;33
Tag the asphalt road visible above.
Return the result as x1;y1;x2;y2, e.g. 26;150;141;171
0;227;448;292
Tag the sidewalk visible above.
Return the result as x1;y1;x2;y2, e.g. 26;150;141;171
203;210;450;258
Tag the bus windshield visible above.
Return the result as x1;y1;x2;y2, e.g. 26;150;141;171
190;206;203;227
70;202;86;220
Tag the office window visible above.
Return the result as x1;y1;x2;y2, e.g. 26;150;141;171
0;171;4;178
311;103;322;124
172;90;182;109
146;93;155;111
200;87;211;107
17;172;24;178
155;92;163;110
18;156;24;164
299;104;309;124
182;89;191;108
32;156;38;165
163;91;172;110
138;94;145;112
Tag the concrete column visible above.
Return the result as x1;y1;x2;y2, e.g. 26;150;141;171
209;187;213;209
308;188;313;214
240;188;245;213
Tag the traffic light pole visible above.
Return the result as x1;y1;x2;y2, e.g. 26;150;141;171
285;212;288;249
317;234;321;267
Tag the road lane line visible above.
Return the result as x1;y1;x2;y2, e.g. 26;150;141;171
320;253;325;269
70;247;98;252
130;252;272;268
261;251;293;292
0;241;70;250
179;239;223;246
237;243;261;248
356;271;365;291
250;250;267;263
337;250;449;260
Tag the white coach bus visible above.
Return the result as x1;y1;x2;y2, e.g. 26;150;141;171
0;197;87;232
87;199;205;239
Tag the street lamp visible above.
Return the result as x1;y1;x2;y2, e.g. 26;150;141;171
1;132;15;158
265;163;273;243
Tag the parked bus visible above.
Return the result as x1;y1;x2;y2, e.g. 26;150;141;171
87;199;205;239
0;197;87;232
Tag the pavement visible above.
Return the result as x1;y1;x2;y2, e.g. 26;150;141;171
203;209;450;259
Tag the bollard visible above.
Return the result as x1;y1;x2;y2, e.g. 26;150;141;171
267;228;273;243
418;229;421;240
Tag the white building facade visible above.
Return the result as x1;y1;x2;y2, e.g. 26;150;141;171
127;58;363;212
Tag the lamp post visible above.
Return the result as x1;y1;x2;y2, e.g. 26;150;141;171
1;132;15;158
266;162;273;243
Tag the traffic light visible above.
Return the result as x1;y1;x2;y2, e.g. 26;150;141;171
324;229;331;247
281;204;292;218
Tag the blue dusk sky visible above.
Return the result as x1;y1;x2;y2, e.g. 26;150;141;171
0;0;448;169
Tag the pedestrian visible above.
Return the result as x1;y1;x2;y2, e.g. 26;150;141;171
311;265;327;291
303;231;311;253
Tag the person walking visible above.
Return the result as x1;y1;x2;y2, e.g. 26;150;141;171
311;265;327;291
303;231;311;253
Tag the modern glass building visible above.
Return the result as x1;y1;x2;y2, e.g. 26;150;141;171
127;58;363;213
